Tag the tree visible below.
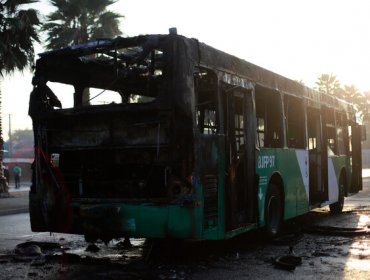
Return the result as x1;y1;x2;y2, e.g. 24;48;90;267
343;84;368;123
315;74;369;123
5;129;34;158
0;0;40;75
42;0;123;50
295;80;305;86
0;0;40;188
315;74;341;96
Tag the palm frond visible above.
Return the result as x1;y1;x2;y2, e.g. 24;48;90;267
43;0;123;49
0;0;40;75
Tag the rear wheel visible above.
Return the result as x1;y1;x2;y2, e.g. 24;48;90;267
329;175;345;214
264;183;283;238
29;192;46;232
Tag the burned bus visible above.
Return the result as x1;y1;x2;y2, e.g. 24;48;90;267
29;32;363;242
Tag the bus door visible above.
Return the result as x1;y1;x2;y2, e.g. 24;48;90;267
307;107;328;204
194;68;222;233
225;87;256;230
351;123;363;192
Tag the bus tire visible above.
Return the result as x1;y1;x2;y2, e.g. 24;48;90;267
29;192;46;232
264;183;283;238
329;176;345;214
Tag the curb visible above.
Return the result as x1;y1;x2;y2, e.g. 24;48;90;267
0;191;29;216
0;208;29;216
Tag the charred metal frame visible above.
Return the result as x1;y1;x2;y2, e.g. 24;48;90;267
28;33;362;241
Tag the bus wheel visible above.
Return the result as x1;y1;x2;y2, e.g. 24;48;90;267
264;184;283;238
29;192;46;232
329;176;345;214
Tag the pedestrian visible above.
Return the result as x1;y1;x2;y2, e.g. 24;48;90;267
13;164;22;189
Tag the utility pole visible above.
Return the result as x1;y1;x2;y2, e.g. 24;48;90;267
8;114;11;157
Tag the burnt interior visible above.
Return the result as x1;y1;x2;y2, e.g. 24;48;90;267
31;36;193;203
32;36;166;111
57;149;168;199
44;110;171;200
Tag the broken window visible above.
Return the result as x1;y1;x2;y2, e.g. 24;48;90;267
89;88;122;105
308;136;317;150
234;96;245;153
194;68;219;134
77;47;163;106
336;113;348;155
257;117;265;148
255;87;283;148
324;108;337;155
284;95;305;148
47;82;74;108
34;40;165;110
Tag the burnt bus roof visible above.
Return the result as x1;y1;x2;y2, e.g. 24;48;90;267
35;35;170;91
35;34;355;115
194;37;355;115
38;35;164;58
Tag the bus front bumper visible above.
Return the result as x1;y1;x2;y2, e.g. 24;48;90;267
70;202;195;239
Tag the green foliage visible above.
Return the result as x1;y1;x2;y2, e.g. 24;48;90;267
295;80;305;86
315;73;369;123
343;84;368;122
10;129;33;147
0;0;40;170
315;74;341;96
42;0;123;50
5;129;34;157
0;0;41;76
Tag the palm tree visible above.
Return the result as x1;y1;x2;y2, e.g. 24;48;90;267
0;0;40;191
0;0;40;75
343;84;361;101
315;74;341;96
42;0;123;50
343;84;368;123
42;0;123;105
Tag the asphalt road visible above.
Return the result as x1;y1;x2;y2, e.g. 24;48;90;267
0;174;369;279
0;213;86;252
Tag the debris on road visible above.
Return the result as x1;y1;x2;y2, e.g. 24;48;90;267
306;225;370;237
273;254;302;271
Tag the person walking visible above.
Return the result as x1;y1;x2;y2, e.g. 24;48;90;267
13;164;22;189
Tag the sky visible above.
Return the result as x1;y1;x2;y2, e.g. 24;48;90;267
2;0;370;140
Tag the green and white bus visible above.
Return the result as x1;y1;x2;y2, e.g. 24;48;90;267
29;32;363;242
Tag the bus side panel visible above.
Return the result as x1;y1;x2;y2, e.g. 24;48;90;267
275;149;309;218
256;149;276;226
327;157;339;204
194;134;225;240
328;155;347;203
294;150;310;215
256;148;309;226
200;139;226;240
351;124;363;192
